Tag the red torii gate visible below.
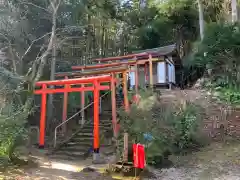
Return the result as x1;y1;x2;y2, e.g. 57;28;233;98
55;66;130;134
34;75;117;154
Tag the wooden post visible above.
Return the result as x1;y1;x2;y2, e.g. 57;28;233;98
39;84;47;148
111;73;117;136
62;76;68;133
123;133;128;162
135;63;139;94
144;63;148;85
123;71;130;112
149;54;153;88
80;83;85;125
93;80;100;153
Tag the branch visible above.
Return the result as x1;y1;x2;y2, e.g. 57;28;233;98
32;10;58;83
20;25;83;62
19;2;50;13
50;0;61;12
0;33;17;74
50;0;55;11
20;32;52;62
24;45;45;79
56;0;62;10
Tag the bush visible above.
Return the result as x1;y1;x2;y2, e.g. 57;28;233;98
0;68;30;162
117;90;205;166
172;101;205;152
0;109;29;161
186;22;240;104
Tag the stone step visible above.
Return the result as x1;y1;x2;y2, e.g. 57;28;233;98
77;132;93;136
54;149;88;158
63;142;92;148
75;133;93;138
66;141;93;146
78;128;93;133
99;118;111;121
80;122;112;126
62;145;91;152
85;117;111;122
69;140;92;145
49;154;80;161
72;133;93;139
83;124;111;129
74;129;112;139
71;136;93;141
88;122;112;127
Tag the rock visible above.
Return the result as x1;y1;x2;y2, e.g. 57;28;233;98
81;167;96;172
71;171;115;180
194;78;204;89
92;154;106;164
213;91;221;97
207;91;212;96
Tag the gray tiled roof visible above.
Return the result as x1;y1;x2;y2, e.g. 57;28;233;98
133;44;177;55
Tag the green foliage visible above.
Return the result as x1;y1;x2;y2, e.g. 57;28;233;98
118;91;205;166
214;85;240;105
136;16;175;49
188;22;240;104
192;23;240;67
172;102;204;151
0;67;29;161
0;111;28;158
0;96;30;161
160;0;199;40
0;0;202;75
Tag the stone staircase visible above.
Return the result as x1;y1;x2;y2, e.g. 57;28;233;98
116;92;124;108
50;117;112;160
49;92;119;161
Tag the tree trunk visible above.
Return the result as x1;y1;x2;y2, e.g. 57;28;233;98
197;0;204;40
47;30;57;124
33;0;60;131
231;0;238;22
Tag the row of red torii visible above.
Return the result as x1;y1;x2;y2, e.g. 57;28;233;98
34;52;154;154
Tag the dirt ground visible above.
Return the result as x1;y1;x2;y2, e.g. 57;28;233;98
0;165;116;180
1;139;240;180
144;139;240;180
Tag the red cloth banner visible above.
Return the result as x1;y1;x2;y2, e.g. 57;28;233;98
133;143;146;169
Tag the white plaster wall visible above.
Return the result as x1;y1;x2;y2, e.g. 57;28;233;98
129;71;135;89
172;64;176;83
157;62;166;83
167;56;176;84
168;63;172;83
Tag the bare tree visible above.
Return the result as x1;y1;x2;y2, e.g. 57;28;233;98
231;0;238;22
48;0;61;122
20;0;62;119
197;0;204;40
33;0;61;83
